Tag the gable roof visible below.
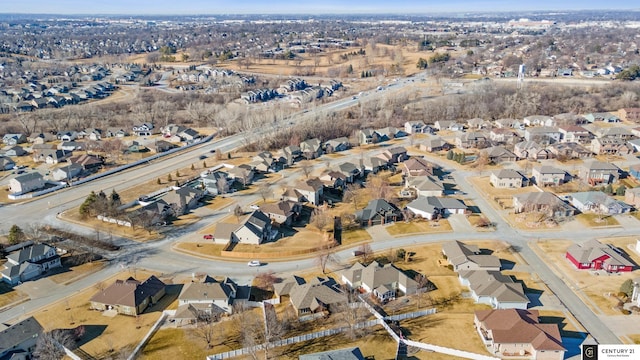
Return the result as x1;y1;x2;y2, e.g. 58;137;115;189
356;199;400;221
273;275;307;297
299;347;365;360
567;239;634;267
179;277;237;302
492;169;526;180
461;270;529;304
288;276;346;311
90;275;165;308
0;316;43;354
6;244;54;264
535;165;566;175
343;261;419;292
441;241;501;269
406;196;467;214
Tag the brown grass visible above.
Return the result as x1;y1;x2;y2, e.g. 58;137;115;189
48;260;107;285
60;208;162;242
340;229;372;245
575;213;620;227
0;282;29;308
385;219;453;236
32;270;177;359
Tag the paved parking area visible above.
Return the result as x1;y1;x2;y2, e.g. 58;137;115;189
16;278;58;299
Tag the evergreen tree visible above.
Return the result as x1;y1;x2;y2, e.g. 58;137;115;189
79;191;98;218
616;185;626;196
203;161;207;168
109;189;121;208
167;174;173;182
157;178;162;185
191;164;195;170
446;150;454;160
175;170;180;177
8;225;25;245
621;279;634;297
604;184;614;195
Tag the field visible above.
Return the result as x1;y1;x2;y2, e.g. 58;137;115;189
385;219;452;236
534;237;640;316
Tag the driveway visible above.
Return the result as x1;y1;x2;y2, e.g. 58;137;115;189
447;214;474;233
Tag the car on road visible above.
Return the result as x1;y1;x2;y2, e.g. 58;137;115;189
209;149;216;153
250;204;260;210
199;155;208;160
203;234;214;240
248;260;261;267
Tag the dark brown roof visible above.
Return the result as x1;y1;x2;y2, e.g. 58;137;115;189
90;275;165;308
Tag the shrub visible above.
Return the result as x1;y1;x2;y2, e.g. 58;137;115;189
621;309;632;315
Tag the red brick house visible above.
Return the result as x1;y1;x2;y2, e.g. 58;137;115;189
565;239;634;273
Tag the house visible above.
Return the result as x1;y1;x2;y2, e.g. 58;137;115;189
404;120;428;134
52;163;83;181
282;145;302;165
592;137;634;156
133;199;174;225
359;156;388;174
441;241;501;272
459;270;529;309
418;136;451;152
59;141;85;152
467;118;490;130
177;128;200;142
474;309;565;360
405;196;467;220
401;157;436;177
294;178;324;206
0;317;44;360
56;130;78;142
324;137;350;153
584;112;620;123
2;133;26;146
378;146;408;164
558;125;593;144
598;127;636;141
490;169;528;188
201;171;232;195
33;148;72;164
1;244;61;285
356;129;377;145
340;261;420;302
0;156;15;170
531;166;571;186
175;276;239;324
375;127;406;140
300;138;323;159
546;142;593;160
620;108;640;123
523;115;553;127
299;347;365;360
260;200;302;227
566;239;634;272
273;275;346;317
579;161;620;185
90;275;166;316
69;153;105;170
28;132;55;144
514;141;552;160
9;172;45;194
569;191;632;215
405;175;444;197
494;118;524;130
482;146;518;163
214;210;274;245
625;186;640;208
106;128;129;138
523;127;562;144
2;146;27;157
434;120;463;132
455;132;489;149
132;123;155;136
513;192;576;218
153;140;177;153
162;187;205;215
356;199;402;226
227;164;254;186
489;128;521;144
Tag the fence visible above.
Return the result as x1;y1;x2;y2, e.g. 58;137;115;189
128;310;172;360
403;339;500;360
385;308;436;321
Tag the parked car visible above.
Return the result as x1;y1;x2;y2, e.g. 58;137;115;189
250;204;260;210
203;234;214;240
247;260;261;267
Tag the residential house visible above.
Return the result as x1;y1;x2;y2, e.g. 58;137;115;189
547;142;593;160
175;276;239;324
299;347;365;360
405;175;444;197
294;178;324;205
132;123;155;136
514;141;552;160
319;170;348;189
474;309;565;360
340;261;419;302
2;146;27;157
227;164;254;186
489;128;521;145
0;317;44;360
105;128;129;138
273;275;346;317
282;145;302;166
375;127;406;140
418;136;451;152
52;163;83;181
2;133;26;146
56;130;77;142
9;172;45;193
59;141;84;151
591;138;633;155
405;196;467;220
620;108;640;123
513;192;576;218
490;169;528;188
1;244;61;285
28;132;55;144
401;157;435;177
579;161;620;185
214;210;274;245
33;148;72;164
523;127;561;144
531;166;571;186
494;118;524;130
201;171;232;195
359;156;388;174
566;239;634;273
153;140;177;153
356;129;377;145
625;186;640;208
133;199;174;226
90;275;166;316
523;115;553;127
69;153;105;170
558;125;593;144
0;156;15;170
584;112;620;123
162;187;205;215
459;270;529;309
467;118;490;130
455;132;489;149
356;199;402;226
482;146;518;163
177;128;200;142
441;241;501;272
404;120;429;134
250;152;278;173
598;127;636;141
260;201;302;227
569;191;632;215
299;138;323;160
378;146;408;164
434;120;463;132
324;137;350;153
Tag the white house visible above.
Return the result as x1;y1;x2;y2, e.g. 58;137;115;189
1;244;61;285
9;172;45;194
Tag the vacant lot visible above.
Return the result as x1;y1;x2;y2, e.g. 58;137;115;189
33;270;178;359
575;213;620;227
48;260;107;285
0;281;28;308
535;237;640;316
385;219;452;236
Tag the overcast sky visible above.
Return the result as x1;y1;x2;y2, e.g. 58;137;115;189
2;0;636;15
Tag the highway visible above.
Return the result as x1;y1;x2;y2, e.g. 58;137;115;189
0;73;627;345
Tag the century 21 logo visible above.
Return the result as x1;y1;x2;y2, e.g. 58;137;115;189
583;345;597;360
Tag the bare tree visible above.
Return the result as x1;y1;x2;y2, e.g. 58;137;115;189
334;288;368;340
257;183;272;203
254;271;279;292
358;243;374;263
300;161;313;179
190;312;221;349
315;242;338;274
233;205;244;222
414;274;435;309
34;330;74;360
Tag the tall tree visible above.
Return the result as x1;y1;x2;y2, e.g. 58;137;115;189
8;224;25;245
